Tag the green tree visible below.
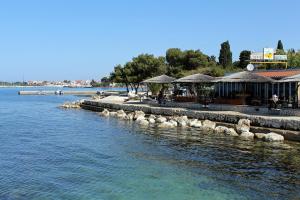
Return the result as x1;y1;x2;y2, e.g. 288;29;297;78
238;50;251;68
110;64;130;92
218;41;232;67
111;54;167;94
183;50;210;70
288;49;300;67
277;40;284;50
166;48;185;78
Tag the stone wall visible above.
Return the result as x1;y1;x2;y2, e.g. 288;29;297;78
81;100;300;141
146;101;300;116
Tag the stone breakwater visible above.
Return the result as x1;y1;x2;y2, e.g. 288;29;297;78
98;109;284;142
80;100;300;142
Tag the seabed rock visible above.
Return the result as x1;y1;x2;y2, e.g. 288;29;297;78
236;119;251;134
148;114;156;120
169;120;178;127
148;118;156;124
157;121;175;128
226;128;239;136
133;111;145;120
263;132;284;142
137;119;149;126
177;119;187;127
109;112;117;117
136;116;146;122
240;131;254;140
254;133;266;140
215;126;229;134
116;110;127;119
100;109;110;117
202;120;216;130
124;113;134;120
60;101;81;109
156;116;167;123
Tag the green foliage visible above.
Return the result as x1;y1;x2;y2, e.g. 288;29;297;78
277;40;284;50
218;41;232;67
238;50;251;68
288;49;300;67
147;83;162;96
166;48;218;78
110;54;167;93
90;79;110;87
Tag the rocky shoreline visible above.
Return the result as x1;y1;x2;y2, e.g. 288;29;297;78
60;99;300;142
99;109;284;142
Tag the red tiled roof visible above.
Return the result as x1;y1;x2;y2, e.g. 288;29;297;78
255;69;300;79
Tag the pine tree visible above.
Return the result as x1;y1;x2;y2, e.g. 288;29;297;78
277;40;284;50
218;41;232;67
238;50;251;68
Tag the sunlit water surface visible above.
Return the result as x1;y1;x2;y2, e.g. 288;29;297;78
0;88;300;200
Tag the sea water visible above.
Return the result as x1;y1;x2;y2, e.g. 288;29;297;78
0;88;299;200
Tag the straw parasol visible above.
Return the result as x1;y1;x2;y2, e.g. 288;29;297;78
217;71;275;83
142;75;176;84
174;73;215;83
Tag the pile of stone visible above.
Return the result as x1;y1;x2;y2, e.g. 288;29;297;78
60;101;82;109
99;109;284;142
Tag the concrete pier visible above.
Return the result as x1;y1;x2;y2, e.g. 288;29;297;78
81;99;300;141
19;90;99;96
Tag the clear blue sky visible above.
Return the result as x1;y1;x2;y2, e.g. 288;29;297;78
0;0;299;81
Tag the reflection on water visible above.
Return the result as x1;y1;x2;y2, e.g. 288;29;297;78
0;88;300;200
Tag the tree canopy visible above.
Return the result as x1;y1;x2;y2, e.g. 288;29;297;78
238;50;251;69
218;41;232;67
277;40;284;50
110;54;167;93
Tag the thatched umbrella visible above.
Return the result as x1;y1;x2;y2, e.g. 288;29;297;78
142;74;176;84
173;74;216;105
142;75;176;102
217;71;275;83
173;73;215;83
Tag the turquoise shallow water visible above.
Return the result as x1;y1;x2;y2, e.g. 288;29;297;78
0;88;300;200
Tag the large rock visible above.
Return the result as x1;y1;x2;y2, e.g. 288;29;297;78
136;116;146;122
109;111;117;117
148;118;156;124
133;111;145;120
188;119;198;127
202;120;216;129
156;116;167;123
175;116;189;124
240;131;254;140
61;101;81;109
227;128;239;137
124;113;134;120
254;133;266;140
148;114;156;120
137;119;149;126
214;126;238;136
100;109;110;117
236;119;251;134
169;120;178;127
157;121;175;128
177;119;187;127
191;121;202;128
263;132;284;142
116;110;127;118
214;126;230;134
